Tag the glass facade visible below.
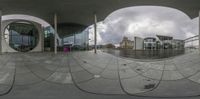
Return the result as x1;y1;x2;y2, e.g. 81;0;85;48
44;26;55;51
63;31;89;50
4;21;39;52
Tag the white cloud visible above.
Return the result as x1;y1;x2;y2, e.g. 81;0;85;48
86;6;198;45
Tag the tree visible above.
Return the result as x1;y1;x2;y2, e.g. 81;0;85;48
105;43;115;48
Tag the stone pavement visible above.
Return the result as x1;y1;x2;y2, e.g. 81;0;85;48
0;51;200;98
70;50;200;97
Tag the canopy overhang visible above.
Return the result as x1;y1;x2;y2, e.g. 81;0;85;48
0;0;199;26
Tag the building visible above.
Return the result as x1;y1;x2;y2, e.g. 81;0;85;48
0;0;199;54
156;35;173;49
44;26;55;51
171;39;185;50
156;35;173;41
63;31;89;50
2;20;44;52
143;37;157;50
120;36;134;49
156;35;184;50
142;35;185;50
134;36;144;50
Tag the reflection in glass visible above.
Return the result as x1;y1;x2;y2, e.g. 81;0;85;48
4;21;38;52
63;31;89;50
44;26;55;51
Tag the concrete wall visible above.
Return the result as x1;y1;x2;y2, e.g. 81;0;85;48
1;19;44;53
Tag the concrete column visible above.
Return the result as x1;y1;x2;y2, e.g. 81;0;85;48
94;13;97;54
74;33;76;45
54;13;57;54
41;25;44;52
0;11;1;54
134;37;136;50
198;11;200;52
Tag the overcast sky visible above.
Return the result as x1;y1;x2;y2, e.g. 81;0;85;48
87;6;199;46
2;6;199;47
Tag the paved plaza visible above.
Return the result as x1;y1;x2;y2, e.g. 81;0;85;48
0;51;200;99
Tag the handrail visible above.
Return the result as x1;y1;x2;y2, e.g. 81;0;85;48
184;35;199;44
184;35;199;41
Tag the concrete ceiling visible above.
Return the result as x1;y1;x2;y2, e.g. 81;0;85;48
0;0;200;26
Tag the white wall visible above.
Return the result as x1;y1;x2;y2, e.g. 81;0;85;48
134;37;144;50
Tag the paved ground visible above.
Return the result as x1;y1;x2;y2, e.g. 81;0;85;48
0;51;200;99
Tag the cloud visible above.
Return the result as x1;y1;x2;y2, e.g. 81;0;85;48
86;6;198;46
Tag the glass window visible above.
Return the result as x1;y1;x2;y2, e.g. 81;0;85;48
4;21;39;52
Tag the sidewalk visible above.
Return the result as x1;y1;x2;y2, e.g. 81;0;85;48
0;51;200;98
70;50;200;97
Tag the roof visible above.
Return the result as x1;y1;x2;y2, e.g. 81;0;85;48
0;0;199;26
156;35;173;40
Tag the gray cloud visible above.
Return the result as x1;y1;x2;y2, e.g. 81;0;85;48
88;6;198;46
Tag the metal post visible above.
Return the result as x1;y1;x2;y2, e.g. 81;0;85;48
134;37;136;50
87;29;90;50
54;13;57;54
94;13;97;54
74;33;76;45
199;11;200;53
62;38;64;46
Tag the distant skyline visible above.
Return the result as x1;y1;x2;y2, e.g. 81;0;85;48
87;6;199;46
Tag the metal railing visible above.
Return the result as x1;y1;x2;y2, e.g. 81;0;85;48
184;35;199;53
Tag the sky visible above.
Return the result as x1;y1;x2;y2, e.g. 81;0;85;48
87;6;199;46
2;6;199;47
